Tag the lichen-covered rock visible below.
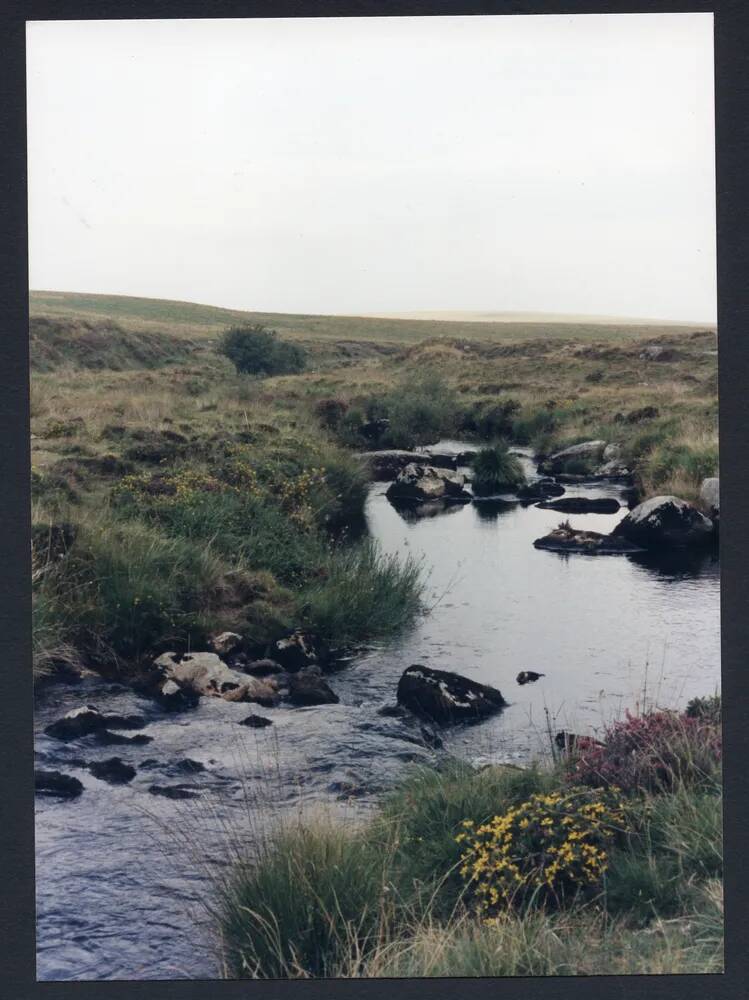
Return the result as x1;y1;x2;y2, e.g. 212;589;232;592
152;652;278;705
612;495;715;549
396;664;506;725
386;463;471;504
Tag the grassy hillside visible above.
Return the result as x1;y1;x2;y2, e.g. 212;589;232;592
30;290;715;347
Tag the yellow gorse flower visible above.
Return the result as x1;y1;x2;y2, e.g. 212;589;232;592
455;787;625;915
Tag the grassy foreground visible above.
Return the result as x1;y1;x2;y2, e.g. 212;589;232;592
30;292;717;679
218;700;722;979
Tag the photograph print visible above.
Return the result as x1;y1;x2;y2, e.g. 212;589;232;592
28;13;721;982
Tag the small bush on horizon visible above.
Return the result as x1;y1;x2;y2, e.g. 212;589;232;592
218;324;306;377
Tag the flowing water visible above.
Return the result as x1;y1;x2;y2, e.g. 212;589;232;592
34;446;720;981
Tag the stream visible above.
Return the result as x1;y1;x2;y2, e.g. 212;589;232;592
34;446;721;981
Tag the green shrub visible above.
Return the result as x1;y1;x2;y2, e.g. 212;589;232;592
459;398;521;440
457;787;626;914
300;539;423;644
511;408;558;450
344;374;459;449
470;445;525;496
603;788;722;923
218;324;306;376
645;442;718;491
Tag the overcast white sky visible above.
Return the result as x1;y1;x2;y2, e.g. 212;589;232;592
27;14;716;322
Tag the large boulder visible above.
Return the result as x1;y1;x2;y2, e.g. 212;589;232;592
534;524;642;555
44;706;146;742
612;495;715;549
539;441;607;475
396;664;506;725
386;463;471;504
152;652;278;705
700;478;719;521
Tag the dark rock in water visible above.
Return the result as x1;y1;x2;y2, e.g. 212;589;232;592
534;524;642;555
288;672;339;707
244;658;285;676
175;758;205;773
536;497;620;514
44;706;146;742
240;713;273;728
35;769;84;799
555;731;604;753
517;479;565;501
155;679;200;712
516;671;545;685
612;495;715;549
148;784;199;800
88;757;136;785
386;463;471;505
397;664;507;726
420;726;444;749
273;631;328;673
94;730;153;747
415;451;460;470
377;703;409;718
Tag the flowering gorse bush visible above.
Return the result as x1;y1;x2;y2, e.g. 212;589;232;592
565;709;721;794
456;787;625;915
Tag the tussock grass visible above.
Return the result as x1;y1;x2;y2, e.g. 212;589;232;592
301;540;424;645
470;445;526;495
